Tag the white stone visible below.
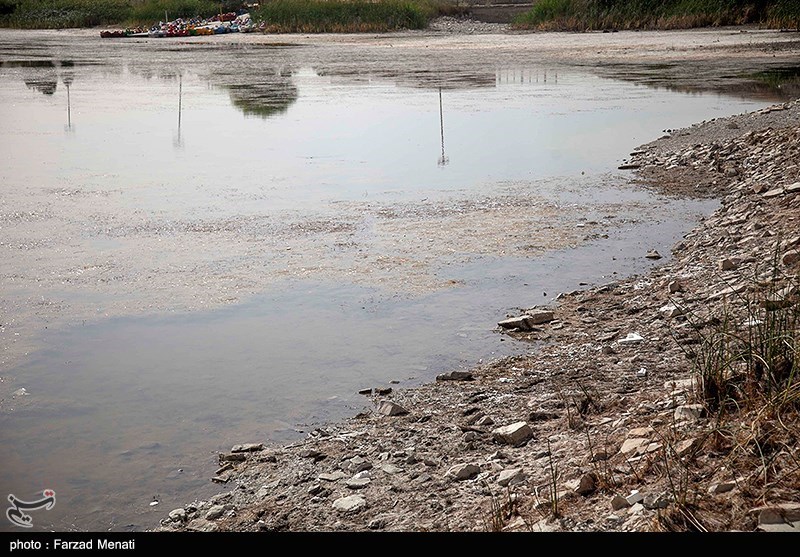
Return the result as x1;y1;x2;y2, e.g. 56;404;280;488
674;404;705;421
497;468;524;487
231;443;264;453
620;438;649;455
332;495;366;513
376;401;409;416
618;333;644;345
446;463;481;481
168;508;187;522
492;422;533;446
626;490;644;505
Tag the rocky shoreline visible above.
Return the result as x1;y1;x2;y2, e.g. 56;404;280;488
157;98;800;533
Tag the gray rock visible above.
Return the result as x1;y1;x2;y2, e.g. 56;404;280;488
498;316;532;330
376;401;409;416
300;449;325;460
319;471;347;482
368;518;387;530
707;283;747;300
675;438;699;457
445;463;481;481
332;495;366;514
755;503;800;531
620;438;650;455
341;456;373;473
709;481;736;495
674;404;706;421
763;187;785;198
627;428;654;438
218;452;247;462
205;505;226;520
611;495;630;511
185;518;218;532
346;477;371;489
782;250;800;266
230;443;264;453
625;490;644;506
492;422;533;446
379;464;404;475
498;310;554;331
643;493;670;509
786;181;800;193
668;280;683;293
574;473;597;496
618;332;644;345
307;484;323;495
719;257;740;271
659;304;683;318
497;468;524;487
645;250;662;259
436;371;474;382
526;309;555;325
168;508;187;522
475;415;495;427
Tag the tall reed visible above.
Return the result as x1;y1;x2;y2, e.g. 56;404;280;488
513;0;800;31
1;0;224;28
253;0;434;33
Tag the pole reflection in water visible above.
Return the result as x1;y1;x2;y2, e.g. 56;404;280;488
63;75;74;133
174;73;183;149
438;87;448;167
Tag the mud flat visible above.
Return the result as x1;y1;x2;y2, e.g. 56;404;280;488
154;32;800;532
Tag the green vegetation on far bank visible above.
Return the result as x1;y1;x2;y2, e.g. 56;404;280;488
252;0;435;32
513;0;800;31
0;0;239;29
0;0;456;30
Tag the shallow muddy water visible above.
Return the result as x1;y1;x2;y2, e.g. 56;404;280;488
0;29;782;531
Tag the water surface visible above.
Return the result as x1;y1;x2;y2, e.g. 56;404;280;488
0;29;776;531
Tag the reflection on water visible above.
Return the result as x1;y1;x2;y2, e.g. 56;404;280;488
437;87;448;166
217;66;298;119
749;66;800;100
595;61;800;102
0;29;787;532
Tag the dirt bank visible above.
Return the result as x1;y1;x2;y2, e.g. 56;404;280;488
153;34;800;532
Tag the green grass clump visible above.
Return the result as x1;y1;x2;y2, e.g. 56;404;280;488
677;248;798;416
4;0;131;28
513;0;800;31
0;0;230;28
129;0;222;24
253;0;435;33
